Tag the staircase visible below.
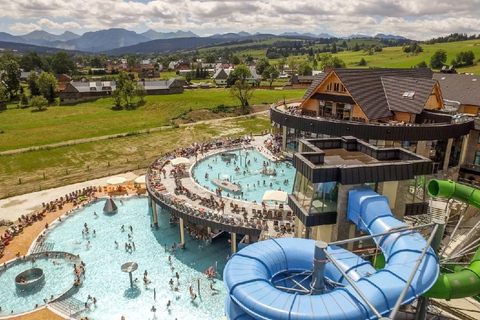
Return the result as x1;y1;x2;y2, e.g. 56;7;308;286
49;296;86;319
30;241;55;253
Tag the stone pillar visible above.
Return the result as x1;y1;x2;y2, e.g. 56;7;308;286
231;233;237;254
179;218;185;246
442;138;454;172
151;202;158;228
459;130;478;166
207;227;211;236
282;125;287;150
416;141;430;159
294;216;304;238
331;184;357;242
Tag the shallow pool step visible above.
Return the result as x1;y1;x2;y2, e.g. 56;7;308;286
49;296;85;318
30;241;55;253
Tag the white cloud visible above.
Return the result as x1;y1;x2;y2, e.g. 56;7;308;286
9;22;40;33
1;0;480;39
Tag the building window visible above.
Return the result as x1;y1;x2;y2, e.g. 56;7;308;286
324;102;333;117
335;103;345;119
326;83;333;91
333;83;340;92
475;151;480;165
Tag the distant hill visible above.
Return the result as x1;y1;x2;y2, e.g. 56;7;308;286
345;34;371;39
104;37;237;55
0;41;85;54
374;33;407;40
0;32;26;44
62;28;151;53
208;32;252;39
21;30;80;43
141;29;199;40
279;32;334;38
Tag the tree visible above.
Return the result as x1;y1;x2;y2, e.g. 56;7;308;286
262;66;279;88
229;65;254;113
451;51;476;67
90;56;104;68
1;60;20;99
358;58;367;66
287;56;298;74
255;58;270;75
20;93;29;107
20;52;43;72
126;55;137;70
231;55;241;65
277;57;286;73
416;61;428;68
37;72;58;103
29;95;48;111
430;49;447;69
204;53;216;63
0;81;7;108
51;52;76;75
135;84;147;104
27;71;40;96
318;53;346;68
331;42;338;54
298;62;313;76
184;71;194;84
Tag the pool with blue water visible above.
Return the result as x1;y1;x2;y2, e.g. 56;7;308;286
192;149;295;202
1;197;230;319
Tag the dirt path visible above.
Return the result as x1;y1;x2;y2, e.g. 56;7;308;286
0;107;270;156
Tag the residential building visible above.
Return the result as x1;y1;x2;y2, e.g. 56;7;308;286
59;79;184;103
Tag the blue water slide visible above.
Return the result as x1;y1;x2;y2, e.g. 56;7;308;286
223;187;439;320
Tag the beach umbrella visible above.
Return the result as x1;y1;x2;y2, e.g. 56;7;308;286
134;175;146;184
107;176;126;185
262;190;288;203
171;157;190;166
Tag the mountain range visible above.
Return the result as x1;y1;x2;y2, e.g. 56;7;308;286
0;28;408;54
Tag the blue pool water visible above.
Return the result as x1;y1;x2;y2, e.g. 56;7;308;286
0;255;75;315
1;197;230;319
192;149;295;203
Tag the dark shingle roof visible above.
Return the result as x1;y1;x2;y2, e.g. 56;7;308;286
332;68;434;119
303;73;329;99
433;73;480;107
381;76;438;114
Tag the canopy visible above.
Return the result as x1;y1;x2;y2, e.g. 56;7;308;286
134;175;146;184
262;190;288;203
171;157;190;166
106;176;126;185
121;262;138;273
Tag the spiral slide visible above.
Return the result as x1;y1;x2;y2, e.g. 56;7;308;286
223;187;439;320
422;179;480;299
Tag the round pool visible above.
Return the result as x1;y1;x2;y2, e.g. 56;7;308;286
192;148;295;203
0;254;76;315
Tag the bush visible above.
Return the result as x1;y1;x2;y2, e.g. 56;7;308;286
212;104;234;113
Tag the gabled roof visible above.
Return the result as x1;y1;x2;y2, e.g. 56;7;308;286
433;73;480;107
304;68;434;119
381;76;438;114
212;68;229;80
303;73;329;99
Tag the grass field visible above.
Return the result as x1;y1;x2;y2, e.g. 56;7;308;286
0;88;304;151
222;38;480;74
0;115;271;199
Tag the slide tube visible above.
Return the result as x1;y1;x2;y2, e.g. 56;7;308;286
422;179;480;299
223;187;439;319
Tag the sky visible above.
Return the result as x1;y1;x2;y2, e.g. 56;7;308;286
1;0;480;40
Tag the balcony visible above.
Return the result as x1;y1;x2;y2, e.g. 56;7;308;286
271;105;473;142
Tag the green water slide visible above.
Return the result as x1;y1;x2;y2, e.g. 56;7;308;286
422;179;480;299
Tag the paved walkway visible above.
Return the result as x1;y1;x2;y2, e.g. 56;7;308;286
0;172;138;222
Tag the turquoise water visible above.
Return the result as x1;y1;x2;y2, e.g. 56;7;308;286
0;255;75;315
24;197;229;320
192;149;295;202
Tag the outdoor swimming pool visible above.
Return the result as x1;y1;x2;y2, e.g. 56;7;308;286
1;197;229;319
192;149;295;203
0;254;76;315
